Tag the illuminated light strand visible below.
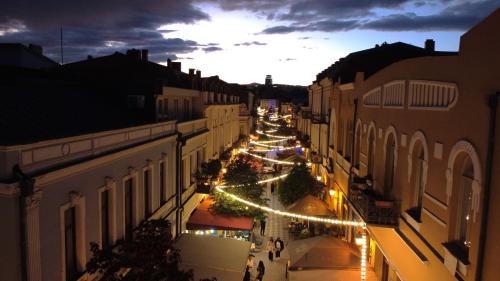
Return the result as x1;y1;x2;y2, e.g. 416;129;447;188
261;120;281;127
240;150;296;165
214;184;367;281
255;130;296;140
250;139;289;144
217;173;289;188
250;147;298;152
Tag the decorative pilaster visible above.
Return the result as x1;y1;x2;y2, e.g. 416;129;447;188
25;190;43;281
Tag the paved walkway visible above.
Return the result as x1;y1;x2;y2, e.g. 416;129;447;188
249;181;291;281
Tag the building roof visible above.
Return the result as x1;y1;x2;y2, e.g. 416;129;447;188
0;66;152;146
186;197;254;231
61;52;194;90
288;236;361;270
315;42;458;83
0;43;58;68
286;195;335;217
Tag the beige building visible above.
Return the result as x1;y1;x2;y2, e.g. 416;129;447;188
307;8;500;281
0;51;252;281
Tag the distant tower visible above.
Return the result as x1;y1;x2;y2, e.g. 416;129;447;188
265;75;272;86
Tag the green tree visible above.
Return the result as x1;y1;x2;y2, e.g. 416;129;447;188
278;164;322;206
86;220;197;281
196;159;222;182
212;156;267;219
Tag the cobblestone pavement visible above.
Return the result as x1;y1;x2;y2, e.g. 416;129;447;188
249;182;291;281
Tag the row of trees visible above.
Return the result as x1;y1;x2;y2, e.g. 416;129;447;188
278;163;323;206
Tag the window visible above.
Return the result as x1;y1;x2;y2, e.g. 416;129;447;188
367;130;375;177
197;149;203;169
384;135;396;197
456;158;473;255
174;99;179;118
144;169;151;217
163;99;168;116
190;154;196;184
410;150;425;220
346;121;353;160
158;100;164;115
124;178;134;241
354;125;361;168
182;159;188;190
183;99;190;120
338;119;344;154
64;207;78;281
100;190;110;249
159;162;166;204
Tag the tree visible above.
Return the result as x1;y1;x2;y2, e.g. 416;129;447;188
212;156;267;219
86;220;195;281
196;159;222;182
278;164;323;206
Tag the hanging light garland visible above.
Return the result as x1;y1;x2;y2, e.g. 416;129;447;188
250;139;289;144
215;111;368;281
261;120;281;127
255;130;296;140
240;149;297;165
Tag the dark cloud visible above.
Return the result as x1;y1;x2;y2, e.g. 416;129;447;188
362;0;499;31
260;19;359;34
259;0;499;34
202;46;223;52
234;41;267;46
0;1;210;63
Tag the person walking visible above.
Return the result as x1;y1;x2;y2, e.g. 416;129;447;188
260;219;266;236
275;237;284;260
255;261;265;281
243;265;251;281
266;237;275;262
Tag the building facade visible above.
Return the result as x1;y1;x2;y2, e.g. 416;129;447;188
307;8;500;281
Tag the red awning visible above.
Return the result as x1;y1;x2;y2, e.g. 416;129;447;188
186;197;254;231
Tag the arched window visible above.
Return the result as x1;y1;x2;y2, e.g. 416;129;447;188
384;133;396;197
353;122;362;168
367;129;375;177
346;121;353;160
409;149;425;220
456;157;473;255
338;118;344;154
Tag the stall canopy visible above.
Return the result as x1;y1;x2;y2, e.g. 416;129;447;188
186;197;254;231
175;234;251;281
287;195;335;217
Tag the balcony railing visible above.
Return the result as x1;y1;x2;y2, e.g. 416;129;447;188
349;177;400;226
177;118;208;137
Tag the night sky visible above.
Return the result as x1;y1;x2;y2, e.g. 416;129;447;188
1;0;498;85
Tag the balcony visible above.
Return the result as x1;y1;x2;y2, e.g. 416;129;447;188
349;177;400;226
177;118;208;137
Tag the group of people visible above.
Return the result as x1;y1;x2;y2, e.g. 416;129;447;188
245;256;265;281
266;237;285;262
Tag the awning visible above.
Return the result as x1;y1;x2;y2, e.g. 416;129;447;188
186;197;254;231
287;195;335;217
368;226;452;281
175;234;251;281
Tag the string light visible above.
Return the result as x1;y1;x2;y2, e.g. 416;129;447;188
217;173;289;188
250;139;289;144
261;120;281;127
214;111;368;281
239;150;297;165
255;130;296;140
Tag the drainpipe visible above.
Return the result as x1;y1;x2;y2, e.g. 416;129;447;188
475;91;499;281
175;134;184;237
13;165;35;281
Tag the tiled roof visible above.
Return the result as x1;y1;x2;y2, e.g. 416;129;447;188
316;42;458;83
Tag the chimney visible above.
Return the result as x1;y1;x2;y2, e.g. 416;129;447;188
126;49;141;60
171;61;181;71
167;58;172;67
141;49;148;61
196;70;201;79
189;68;195;76
87;55;93;60
28;44;43;55
425;39;435;52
